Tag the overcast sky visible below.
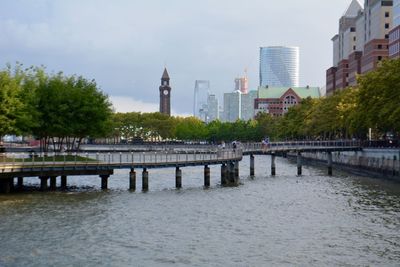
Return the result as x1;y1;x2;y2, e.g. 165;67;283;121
0;0;355;115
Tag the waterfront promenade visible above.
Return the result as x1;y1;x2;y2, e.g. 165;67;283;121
0;141;363;193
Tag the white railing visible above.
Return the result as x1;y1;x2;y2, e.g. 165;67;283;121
0;149;242;169
241;140;361;152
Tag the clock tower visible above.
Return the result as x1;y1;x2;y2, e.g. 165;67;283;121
159;68;171;116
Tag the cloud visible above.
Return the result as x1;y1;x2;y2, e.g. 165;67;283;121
110;95;191;117
0;0;352;114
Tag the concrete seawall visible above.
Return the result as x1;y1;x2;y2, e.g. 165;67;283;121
288;150;400;182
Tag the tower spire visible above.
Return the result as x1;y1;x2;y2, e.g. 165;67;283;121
162;68;170;80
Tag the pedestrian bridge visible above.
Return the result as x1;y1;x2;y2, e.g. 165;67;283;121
0;140;362;193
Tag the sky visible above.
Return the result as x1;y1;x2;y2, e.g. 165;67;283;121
0;0;356;115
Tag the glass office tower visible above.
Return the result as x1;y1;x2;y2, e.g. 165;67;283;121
259;46;299;87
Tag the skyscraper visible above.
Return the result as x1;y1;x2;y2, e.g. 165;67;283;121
259;46;299;87
193;80;210;119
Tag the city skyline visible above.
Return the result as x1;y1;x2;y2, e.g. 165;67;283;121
0;0;355;115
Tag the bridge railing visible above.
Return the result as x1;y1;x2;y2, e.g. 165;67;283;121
241;140;362;151
0;149;243;168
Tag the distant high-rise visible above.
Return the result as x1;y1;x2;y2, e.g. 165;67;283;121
206;94;219;122
193;80;210;119
259;46;299;87
235;70;249;94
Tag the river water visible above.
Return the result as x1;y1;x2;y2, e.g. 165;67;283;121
0;155;400;266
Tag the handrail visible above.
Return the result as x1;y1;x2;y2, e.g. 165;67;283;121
0;149;243;170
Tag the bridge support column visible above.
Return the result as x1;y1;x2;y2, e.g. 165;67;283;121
0;179;12;193
61;175;67;190
221;164;227;186
250;154;255;177
327;152;333;176
100;175;109;190
204;165;210;188
234;161;239;184
129;169;136;191
271;153;276;176
9;178;15;192
50;176;57;190
228;162;234;184
297;152;302;176
176;167;182;189
142;168;149;192
17;177;24;189
39;176;49;191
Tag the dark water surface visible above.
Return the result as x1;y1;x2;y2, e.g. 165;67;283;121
1;156;400;266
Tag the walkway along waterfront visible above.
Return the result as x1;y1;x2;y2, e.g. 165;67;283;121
0;141;364;193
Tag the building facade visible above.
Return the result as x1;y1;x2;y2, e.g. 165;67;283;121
206;94;219;123
326;0;394;95
255;86;321;117
389;0;400;58
223;91;241;122
159;68;171;116
193;80;210;119
241;90;258;121
259;46;299;88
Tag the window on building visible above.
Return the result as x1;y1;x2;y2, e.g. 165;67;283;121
378;44;382;49
385;34;389;39
385;23;390;29
353;45;356;50
378;56;382;61
353;36;356;41
385;12;390;18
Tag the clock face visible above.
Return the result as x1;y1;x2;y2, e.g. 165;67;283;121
163;89;169;95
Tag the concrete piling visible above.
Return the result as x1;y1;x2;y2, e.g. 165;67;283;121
50;176;57;190
327;152;333;176
40;176;49;191
297;152;302;176
271;153;276;176
142;168;149;191
129;169;136;191
176;167;182;189
17;177;23;188
234;161;239;184
204;165;210;187
221;164;227;186
61;175;67;189
250;154;255;176
100;175;109;190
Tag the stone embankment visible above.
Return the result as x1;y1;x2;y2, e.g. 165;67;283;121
289;149;400;181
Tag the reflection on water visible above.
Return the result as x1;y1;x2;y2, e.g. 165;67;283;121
0;156;399;266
